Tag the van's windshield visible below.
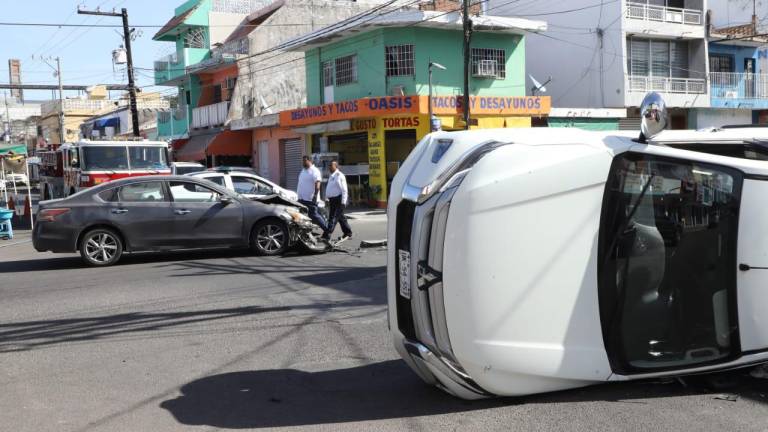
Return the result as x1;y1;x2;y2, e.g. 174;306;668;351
598;153;742;374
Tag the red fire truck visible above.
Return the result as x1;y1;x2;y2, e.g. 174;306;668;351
38;139;171;200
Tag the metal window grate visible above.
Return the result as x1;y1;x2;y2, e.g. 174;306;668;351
471;48;505;78
385;45;415;77
335;55;358;86
322;61;334;87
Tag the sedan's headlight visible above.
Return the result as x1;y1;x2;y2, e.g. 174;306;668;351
283;208;310;224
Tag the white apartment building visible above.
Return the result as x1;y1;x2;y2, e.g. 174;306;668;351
490;0;710;128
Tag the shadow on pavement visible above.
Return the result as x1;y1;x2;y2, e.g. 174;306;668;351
0;246;347;273
0;304;325;353
160;360;510;429
160;361;768;429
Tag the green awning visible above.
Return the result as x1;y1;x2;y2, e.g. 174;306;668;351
0;143;28;156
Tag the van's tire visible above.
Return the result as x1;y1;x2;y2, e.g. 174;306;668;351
251;219;289;256
79;228;123;266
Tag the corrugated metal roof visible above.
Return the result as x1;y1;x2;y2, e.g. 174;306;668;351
153;5;199;40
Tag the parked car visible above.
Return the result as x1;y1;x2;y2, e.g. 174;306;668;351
33;175;326;266
188;167;299;201
171;162;205;175
5;173;28;185
388;93;768;399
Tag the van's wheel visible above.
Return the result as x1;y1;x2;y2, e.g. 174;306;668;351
251;219;289;256
79;228;123;266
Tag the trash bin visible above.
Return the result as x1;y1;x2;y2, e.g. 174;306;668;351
0;208;13;240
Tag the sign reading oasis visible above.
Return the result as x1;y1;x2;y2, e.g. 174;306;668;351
280;95;550;126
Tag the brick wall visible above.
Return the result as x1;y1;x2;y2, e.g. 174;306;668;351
419;0;481;15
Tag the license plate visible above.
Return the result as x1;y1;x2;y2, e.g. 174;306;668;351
398;249;411;299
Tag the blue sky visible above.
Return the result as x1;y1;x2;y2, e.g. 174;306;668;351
0;0;180;101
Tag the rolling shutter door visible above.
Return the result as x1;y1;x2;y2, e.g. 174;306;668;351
619;117;641;131
282;138;303;191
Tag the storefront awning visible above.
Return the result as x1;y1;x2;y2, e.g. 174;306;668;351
0;143;28;156
175;131;251;162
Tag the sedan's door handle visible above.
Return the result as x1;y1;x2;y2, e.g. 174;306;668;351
174;209;191;215
111;208;128;214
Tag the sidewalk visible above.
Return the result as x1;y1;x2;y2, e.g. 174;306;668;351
345;208;387;222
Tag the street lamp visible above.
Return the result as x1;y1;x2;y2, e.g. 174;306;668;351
428;61;446;132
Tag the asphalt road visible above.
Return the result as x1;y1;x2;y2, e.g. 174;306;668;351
1;215;768;431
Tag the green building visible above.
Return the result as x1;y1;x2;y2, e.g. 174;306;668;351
279;9;550;205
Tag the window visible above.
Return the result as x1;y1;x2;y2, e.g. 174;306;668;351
628;38;689;78
183;28;206;49
334;55;358;85
598;153;742;374
98;188;118;202
128;146;167;170
710;54;734;73
117;181;167;202
202;175;225;186
471;48;506;79
213;84;222;104
385;45;415;77
82;146;128;170
322;61;334;87
169;181;221;203
231;176;274;195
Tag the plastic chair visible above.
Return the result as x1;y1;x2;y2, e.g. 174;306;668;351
0;208;13;240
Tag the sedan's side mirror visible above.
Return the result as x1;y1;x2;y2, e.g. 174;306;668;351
219;195;233;205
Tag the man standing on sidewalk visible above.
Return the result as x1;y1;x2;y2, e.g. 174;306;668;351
297;156;328;236
325;160;353;242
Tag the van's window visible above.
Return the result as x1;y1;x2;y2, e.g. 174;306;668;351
668;143;768;161
598;153;742;374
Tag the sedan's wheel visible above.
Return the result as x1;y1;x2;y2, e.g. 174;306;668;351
251;219;289;256
79;229;123;266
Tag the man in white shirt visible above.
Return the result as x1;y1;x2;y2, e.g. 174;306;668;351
325;160;353;241
297;156;328;235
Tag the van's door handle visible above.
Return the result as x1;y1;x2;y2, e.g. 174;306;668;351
174;209;191;215
111;208;128;214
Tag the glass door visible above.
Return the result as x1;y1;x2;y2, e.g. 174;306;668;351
598;153;743;374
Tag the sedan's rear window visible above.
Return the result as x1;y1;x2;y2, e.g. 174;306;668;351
117;182;167;202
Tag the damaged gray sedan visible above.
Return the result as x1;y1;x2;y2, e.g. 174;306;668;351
33;175;326;266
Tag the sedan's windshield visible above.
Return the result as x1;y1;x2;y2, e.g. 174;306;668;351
598;153;742;374
82;147;128;170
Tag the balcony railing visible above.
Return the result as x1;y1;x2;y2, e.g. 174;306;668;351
710;72;768;100
626;2;702;25
628;76;707;94
191;101;230;129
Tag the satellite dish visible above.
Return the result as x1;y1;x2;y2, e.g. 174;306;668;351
529;75;547;93
640;92;668;142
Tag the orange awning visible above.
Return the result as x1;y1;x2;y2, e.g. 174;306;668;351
206;130;251;156
175;130;251;162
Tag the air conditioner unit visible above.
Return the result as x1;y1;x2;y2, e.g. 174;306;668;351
725;91;739;98
391;85;406;96
476;60;497;78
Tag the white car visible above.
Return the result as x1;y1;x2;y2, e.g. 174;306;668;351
388;93;768;399
5;173;28;185
189;168;299;201
171;162;205;175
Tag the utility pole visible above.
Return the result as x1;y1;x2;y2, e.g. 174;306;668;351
56;57;64;143
78;7;140;137
3;92;10;143
462;0;472;130
43;57;65;143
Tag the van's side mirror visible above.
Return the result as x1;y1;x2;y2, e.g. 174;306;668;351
219;195;233;205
